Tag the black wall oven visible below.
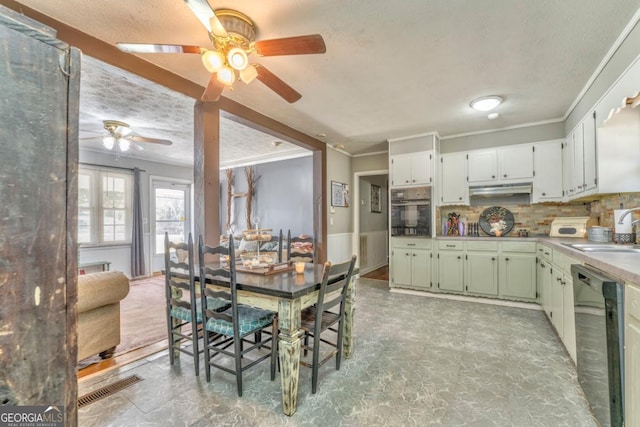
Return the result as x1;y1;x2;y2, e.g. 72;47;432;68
390;187;431;237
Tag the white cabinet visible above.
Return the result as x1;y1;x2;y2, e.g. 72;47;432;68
499;144;534;181
390;238;432;289
466;145;533;185
390;151;433;187
582;111;597;193
547;250;577;362
498;241;537;301
465;240;499;296
436;240;464;292
467;150;498;183
533;140;564;202
440;152;468;205
626;283;640;426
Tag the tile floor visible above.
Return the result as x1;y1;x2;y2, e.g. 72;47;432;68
78;278;596;426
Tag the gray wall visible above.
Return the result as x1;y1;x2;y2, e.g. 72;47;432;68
353;152;389;173
440;121;566;153
327;148;353;233
359;175;388;232
220;155;314;236
567;17;640;131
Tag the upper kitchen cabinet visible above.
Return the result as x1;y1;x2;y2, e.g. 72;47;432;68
440;152;468;205
564;113;597;199
466;144;534;185
533;140;564;203
390;151;433;187
388;133;439;188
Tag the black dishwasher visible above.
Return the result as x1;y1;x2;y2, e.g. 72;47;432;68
571;264;624;427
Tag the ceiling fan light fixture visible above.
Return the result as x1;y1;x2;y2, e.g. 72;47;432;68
102;136;115;150
470;96;503;112
118;139;131;152
227;47;248;70
202;50;225;73
217;65;236;86
239;64;258;84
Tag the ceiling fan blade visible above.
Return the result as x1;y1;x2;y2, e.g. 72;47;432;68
116;43;201;54
79;136;104;142
254;34;326;56
130;142;145;151
184;0;228;37
202;74;225;102
128;136;173;146
255;65;302;103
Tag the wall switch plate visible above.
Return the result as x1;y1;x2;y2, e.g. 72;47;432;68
330;218;334;225
330;206;335;214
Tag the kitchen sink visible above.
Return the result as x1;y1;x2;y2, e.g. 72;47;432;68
563;243;640;253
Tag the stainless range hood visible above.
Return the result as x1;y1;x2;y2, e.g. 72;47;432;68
469;183;533;197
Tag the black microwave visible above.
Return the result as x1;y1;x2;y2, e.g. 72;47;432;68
391;187;431;236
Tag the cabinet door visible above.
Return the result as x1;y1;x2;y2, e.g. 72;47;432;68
437;252;464;292
391;154;412;187
583;111;597;192
411;152;432;185
573;122;585;195
411;250;431;288
562;273;576;362
391;250;412;286
499;145;534;180
562;137;575;198
537;260;552;316
499;254;536;300
466;253;498;296
627;312;640;426
551;268;565;337
533;141;563;201
467;150;497;183
440;153;468;205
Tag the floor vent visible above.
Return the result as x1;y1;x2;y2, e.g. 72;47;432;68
360;235;368;266
78;375;143;408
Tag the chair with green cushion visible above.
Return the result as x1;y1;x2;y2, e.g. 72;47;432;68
164;232;230;376
198;235;278;396
300;255;357;394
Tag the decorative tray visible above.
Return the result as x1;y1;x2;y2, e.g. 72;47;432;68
479;206;515;236
242;228;273;241
236;261;295;275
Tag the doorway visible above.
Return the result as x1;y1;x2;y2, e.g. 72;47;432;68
352;169;389;276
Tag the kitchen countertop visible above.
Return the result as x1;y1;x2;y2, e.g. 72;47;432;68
431;234;640;284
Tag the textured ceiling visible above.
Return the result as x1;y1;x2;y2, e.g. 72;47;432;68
12;0;640;159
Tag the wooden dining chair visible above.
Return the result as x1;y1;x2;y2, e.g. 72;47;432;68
300;255;357;394
287;230;316;263
164;232;231;376
198;235;279;396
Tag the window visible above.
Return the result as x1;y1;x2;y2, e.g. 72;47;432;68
78;167;132;246
153;184;189;255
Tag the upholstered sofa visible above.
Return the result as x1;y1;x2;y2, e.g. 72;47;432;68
77;271;130;361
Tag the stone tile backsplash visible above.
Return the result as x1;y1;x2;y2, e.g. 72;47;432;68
437;193;640;236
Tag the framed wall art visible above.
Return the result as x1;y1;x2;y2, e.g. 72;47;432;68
331;181;349;207
370;184;381;213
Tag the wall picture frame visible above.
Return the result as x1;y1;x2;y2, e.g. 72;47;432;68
331;181;349;207
370;184;382;213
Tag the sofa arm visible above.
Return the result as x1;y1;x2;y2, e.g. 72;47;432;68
77;271;130;313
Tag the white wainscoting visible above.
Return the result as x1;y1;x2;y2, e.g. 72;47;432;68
358;230;388;275
327;233;354;264
79;245;132;277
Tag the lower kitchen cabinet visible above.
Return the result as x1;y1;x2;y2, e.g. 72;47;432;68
437;251;464;292
499;242;537;301
390;238;432;289
465;241;499;296
625;283;640;425
537;258;552;316
548;250;577;362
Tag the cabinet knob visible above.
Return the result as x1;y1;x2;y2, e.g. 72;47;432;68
457;256;461;260
556;277;562;282
412;179;415;182
503;174;507;178
541;264;546;268
542;192;546;196
458;197;462;200
413;253;416;257
505;257;509;261
492;175;495;179
491;257;495;261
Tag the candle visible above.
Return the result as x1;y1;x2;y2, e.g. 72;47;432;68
295;262;305;274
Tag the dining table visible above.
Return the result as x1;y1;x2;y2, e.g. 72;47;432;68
197;262;358;416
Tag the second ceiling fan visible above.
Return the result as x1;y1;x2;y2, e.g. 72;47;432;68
116;0;326;103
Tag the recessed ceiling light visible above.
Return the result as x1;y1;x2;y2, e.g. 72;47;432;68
317;133;326;138
488;112;499;120
470;96;503;112
271;141;282;147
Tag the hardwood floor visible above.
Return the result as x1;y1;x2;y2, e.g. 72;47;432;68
78;340;168;381
362;264;389;281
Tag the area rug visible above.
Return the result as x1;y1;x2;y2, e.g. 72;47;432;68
78;276;167;369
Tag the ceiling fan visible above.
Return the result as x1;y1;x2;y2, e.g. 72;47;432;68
80;120;173;153
116;0;326;103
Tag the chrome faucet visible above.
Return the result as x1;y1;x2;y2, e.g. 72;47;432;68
618;207;640;224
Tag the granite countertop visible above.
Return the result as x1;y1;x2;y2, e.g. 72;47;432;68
433;234;640;284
